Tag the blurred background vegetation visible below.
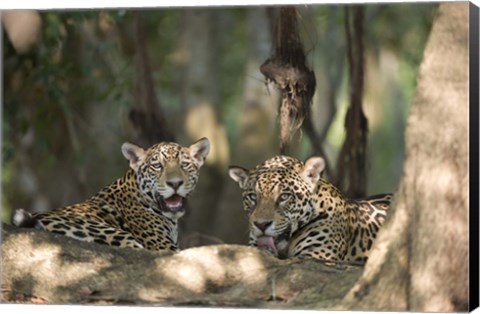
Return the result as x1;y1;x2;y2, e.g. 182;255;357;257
1;3;437;246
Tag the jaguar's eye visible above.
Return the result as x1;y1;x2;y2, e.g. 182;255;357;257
244;192;257;206
180;161;190;169
151;162;163;170
277;193;291;204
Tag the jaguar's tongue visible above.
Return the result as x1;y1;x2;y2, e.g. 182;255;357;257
257;236;278;256
163;195;184;212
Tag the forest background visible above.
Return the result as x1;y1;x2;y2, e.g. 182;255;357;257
2;3;437;247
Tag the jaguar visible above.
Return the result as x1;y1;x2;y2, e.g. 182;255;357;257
229;155;392;262
11;138;210;252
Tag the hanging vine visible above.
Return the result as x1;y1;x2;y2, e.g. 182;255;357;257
260;7;316;155
334;6;368;198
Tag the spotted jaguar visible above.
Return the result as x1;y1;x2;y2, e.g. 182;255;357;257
229;155;392;262
11;138;210;251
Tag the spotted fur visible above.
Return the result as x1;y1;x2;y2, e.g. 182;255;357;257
229;155;392;262
11;138;210;251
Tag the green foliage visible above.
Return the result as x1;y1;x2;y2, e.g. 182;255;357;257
366;3;436;64
218;9;248;116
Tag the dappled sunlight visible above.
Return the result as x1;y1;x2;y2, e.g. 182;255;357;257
2;226;365;306
411;258;457;311
160;255;212;293
1;230;118;303
412;262;439;294
417;163;464;201
239;106;276;154
6;233;111;286
157;245;268;295
235;252;268;285
185;103;230;169
364;48;401;130
1;10;41;53
3;3;461;310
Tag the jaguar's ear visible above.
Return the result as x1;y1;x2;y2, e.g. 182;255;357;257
228;166;249;189
189;137;210;167
301;157;325;187
121;142;146;172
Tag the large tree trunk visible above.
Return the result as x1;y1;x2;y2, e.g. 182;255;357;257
340;3;469;311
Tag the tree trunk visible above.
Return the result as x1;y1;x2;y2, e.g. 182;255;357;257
129;12;174;147
340;3;469;311
214;7;278;244
309;5;346;178
176;9;230;248
334;6;368;198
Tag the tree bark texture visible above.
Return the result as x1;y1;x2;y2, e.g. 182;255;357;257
340;3;469;311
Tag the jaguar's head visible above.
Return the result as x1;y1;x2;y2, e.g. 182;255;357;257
121;138;210;219
229;155;325;256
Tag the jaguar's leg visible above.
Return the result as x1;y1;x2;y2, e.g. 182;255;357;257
34;213;144;249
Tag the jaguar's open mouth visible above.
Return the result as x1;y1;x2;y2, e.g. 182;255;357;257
155;193;185;214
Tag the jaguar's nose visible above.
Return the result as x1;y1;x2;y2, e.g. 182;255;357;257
167;179;184;190
254;220;273;232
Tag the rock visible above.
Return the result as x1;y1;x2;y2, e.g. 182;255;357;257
1;223;362;308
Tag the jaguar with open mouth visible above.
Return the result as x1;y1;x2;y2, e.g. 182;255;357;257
12;138;211;252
